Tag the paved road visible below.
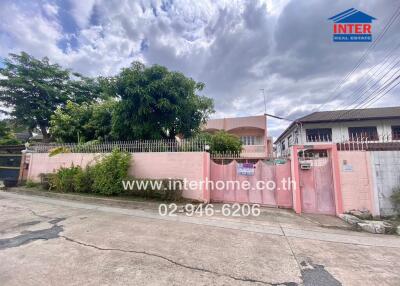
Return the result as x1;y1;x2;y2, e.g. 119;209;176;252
0;191;399;286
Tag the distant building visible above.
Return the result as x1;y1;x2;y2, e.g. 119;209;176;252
203;115;272;157
275;106;400;156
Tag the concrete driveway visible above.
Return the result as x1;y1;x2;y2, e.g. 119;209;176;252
0;191;399;286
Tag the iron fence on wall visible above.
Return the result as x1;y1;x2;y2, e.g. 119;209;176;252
27;139;208;153
337;133;400;151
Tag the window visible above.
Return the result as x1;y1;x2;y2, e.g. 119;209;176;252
240;136;263;145
306;128;332;142
392;126;400;140
348;126;378;141
287;135;293;146
281;141;286;151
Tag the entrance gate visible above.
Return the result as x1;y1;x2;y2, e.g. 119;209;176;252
210;159;293;208
299;156;336;215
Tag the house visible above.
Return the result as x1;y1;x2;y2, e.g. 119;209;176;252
275;106;400;156
203;115;273;157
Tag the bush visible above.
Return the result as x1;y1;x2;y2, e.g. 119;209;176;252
391;187;400;213
73;166;93;193
51;165;81;192
25;180;39;188
91;149;131;195
124;178;183;201
210;131;242;153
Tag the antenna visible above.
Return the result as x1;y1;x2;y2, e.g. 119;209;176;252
260;88;266;114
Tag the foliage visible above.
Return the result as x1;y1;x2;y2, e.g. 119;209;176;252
73;166;93;193
125;178;183;201
50;100;116;143
49;146;71;157
0;120;21;145
196;131;242;153
0;52;100;141
391;187;400;213
91;149;132;195
107;62;214;140
25;180;40;188
51;165;82;192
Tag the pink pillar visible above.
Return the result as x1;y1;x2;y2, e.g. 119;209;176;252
290;146;302;213
331;145;343;215
202;152;211;203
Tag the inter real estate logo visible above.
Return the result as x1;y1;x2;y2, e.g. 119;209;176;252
329;8;376;42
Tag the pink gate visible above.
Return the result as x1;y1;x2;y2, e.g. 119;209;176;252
299;157;336;215
210;159;292;208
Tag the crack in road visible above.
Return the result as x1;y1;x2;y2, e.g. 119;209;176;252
60;235;298;286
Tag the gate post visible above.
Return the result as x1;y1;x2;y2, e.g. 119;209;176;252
290;146;302;214
331;145;344;215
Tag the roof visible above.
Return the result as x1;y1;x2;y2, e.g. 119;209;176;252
275;106;400;143
329;8;376;23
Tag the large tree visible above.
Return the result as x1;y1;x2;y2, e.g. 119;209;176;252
50;100;116;143
0;52;100;142
108;62;214;140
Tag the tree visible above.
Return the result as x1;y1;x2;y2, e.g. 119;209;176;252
108;62;214;140
0;52;100;142
0;120;21;145
205;131;243;153
50;100;116;143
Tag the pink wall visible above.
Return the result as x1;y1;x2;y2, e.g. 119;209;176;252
338;151;376;215
26;152;210;202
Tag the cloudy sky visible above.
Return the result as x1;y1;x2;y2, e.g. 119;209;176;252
0;0;399;137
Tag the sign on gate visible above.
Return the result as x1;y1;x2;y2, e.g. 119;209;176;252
237;163;255;176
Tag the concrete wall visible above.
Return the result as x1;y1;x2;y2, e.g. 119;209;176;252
370;151;400;216
338;151;376;215
26;152;210;202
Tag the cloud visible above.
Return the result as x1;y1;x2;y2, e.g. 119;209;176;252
0;0;399;137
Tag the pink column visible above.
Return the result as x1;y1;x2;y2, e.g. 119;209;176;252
290;146;302;213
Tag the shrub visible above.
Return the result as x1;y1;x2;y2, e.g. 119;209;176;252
124;178;183;201
91;149;131;195
51;165;82;192
25;180;39;188
391;186;400;213
73;166;93;193
209;131;242;154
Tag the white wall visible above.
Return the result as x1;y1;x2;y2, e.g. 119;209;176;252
276;119;400;156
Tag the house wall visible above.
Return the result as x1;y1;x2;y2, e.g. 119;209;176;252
276;119;400;156
26;152;210;202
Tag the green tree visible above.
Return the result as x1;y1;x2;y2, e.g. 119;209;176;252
0;52;100;142
0;120;21;145
208;131;243;153
108;62;214;140
50;100;116;143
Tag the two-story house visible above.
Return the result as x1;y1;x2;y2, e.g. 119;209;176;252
275;106;400;156
203;115;273;157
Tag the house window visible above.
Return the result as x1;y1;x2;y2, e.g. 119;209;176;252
288;135;293;146
306;128;332;142
240;136;262;145
281;141;286;151
392;126;400;140
348;126;378;141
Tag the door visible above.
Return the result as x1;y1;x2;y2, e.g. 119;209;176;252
300;157;336;215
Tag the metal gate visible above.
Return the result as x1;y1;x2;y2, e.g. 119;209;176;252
0;154;22;187
210;159;293;207
299;156;336;215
